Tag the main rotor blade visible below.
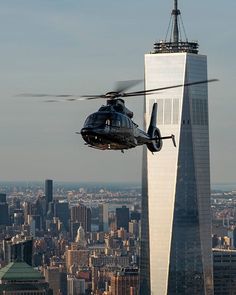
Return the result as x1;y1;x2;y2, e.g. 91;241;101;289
44;98;87;102
18;78;217;101
113;79;142;93
80;95;106;99
17;93;78;98
123;92;161;97
80;80;143;99
17;93;103;101
124;79;218;96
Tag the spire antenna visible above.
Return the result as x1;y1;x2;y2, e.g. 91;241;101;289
153;0;199;54
172;0;180;44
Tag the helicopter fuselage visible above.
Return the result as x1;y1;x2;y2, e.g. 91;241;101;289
81;117;150;150
79;99;170;152
81;112;150;151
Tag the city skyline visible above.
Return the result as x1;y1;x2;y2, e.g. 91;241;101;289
0;0;235;183
0;179;142;295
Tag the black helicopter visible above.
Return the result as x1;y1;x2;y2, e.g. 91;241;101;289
22;79;217;153
76;79;217;153
79;97;173;153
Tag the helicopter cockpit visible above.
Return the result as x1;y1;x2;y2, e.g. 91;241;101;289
83;112;132;129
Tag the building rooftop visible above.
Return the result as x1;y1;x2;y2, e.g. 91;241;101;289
0;261;43;281
152;0;199;54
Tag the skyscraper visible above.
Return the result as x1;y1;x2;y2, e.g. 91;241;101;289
99;203;109;232
45;179;53;208
70;204;91;233
111;268;139;295
0;193;9;226
3;236;33;266
140;1;213;294
54;200;70;232
116;206;130;231
213;249;236;295
67;275;86;295
43;266;67;295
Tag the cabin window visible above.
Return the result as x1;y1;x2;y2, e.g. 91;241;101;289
84;113;108;128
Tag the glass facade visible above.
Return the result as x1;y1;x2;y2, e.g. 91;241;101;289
141;53;213;295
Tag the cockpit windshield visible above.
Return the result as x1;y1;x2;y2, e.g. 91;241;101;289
83;112;132;129
84;113;109;128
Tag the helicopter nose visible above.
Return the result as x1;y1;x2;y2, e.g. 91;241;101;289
81;127;95;136
81;128;89;134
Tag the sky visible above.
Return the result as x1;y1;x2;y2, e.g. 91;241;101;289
0;0;235;184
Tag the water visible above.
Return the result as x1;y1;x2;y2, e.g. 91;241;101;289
212;183;236;192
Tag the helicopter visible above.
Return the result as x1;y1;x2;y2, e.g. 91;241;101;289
77;79;217;153
79;97;174;153
21;79;217;153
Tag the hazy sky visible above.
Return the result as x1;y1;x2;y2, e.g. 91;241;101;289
0;0;235;184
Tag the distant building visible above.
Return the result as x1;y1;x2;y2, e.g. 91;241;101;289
117;228;127;240
213;248;236;295
130;211;141;222
66;227;89;273
70;221;81;241
0;261;49;294
99;203;109;232
3;236;33;266
67;275;85;295
54;201;69;232
110;268;139;295
13;210;24;226
65;248;89;273
233;227;236;248
45;179;53;210
0;193;9;226
43;266;67;295
116;206;129;231
0;193;7;203
36;195;47;228
89;255;130;268
70;204;91;232
129;221;139;238
75;225;87;249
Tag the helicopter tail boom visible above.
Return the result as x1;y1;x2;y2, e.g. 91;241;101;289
157;134;176;147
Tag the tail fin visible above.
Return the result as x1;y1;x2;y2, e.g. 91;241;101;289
147;103;157;134
147;103;162;152
146;103;176;153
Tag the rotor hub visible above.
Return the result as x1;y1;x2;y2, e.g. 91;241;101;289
105;92;122;99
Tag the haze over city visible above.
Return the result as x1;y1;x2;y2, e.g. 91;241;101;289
0;0;235;183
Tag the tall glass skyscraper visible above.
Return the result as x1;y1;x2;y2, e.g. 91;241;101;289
45;179;53;204
140;1;213;294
